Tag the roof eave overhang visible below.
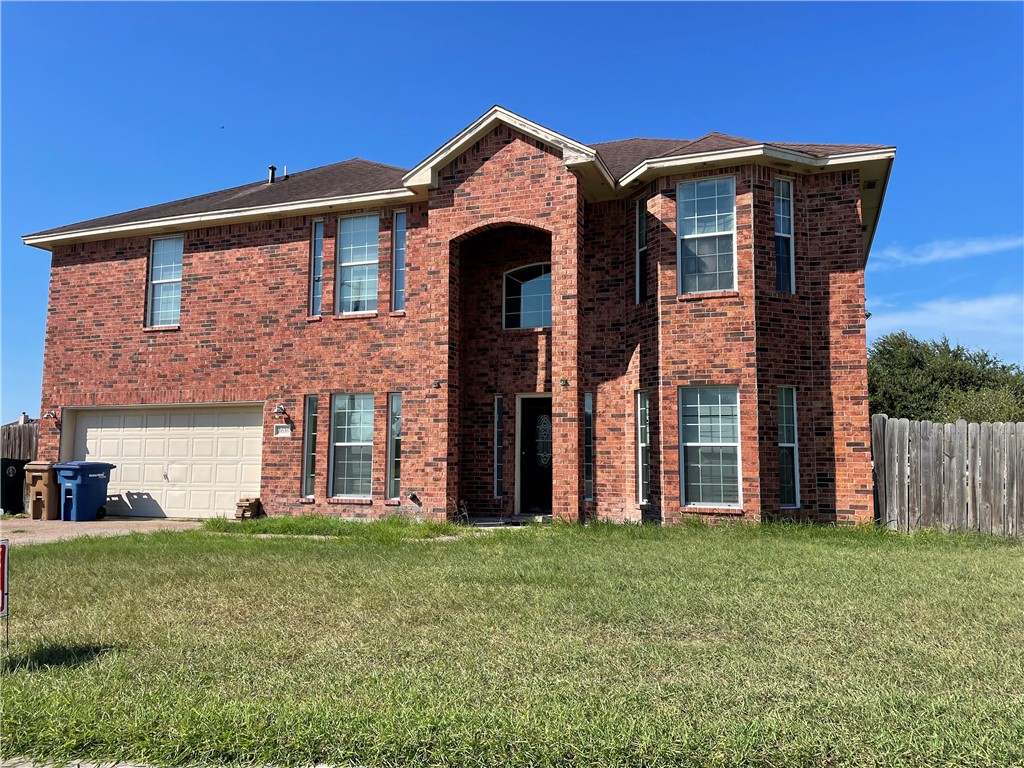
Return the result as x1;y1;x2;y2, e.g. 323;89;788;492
22;188;422;251
617;145;896;259
402;106;618;200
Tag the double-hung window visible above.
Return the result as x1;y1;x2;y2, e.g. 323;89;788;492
677;177;736;294
774;178;795;293
310;220;324;315
636;391;650;504
386;393;402;500
392;211;407;311
147;235;183;326
778;387;800;507
337;215;379;314
331;394;373;498
301;395;318;497
504;263;552;329
679;386;740;505
635;198;649;304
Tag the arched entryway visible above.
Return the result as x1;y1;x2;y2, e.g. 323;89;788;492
449;224;554;519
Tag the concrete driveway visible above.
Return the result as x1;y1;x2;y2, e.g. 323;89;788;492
0;516;203;546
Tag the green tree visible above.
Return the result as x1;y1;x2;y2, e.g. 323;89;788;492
867;332;1024;422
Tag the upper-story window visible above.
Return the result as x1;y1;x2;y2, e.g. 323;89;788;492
147;235;183;327
635;198;649;304
392;211;407;311
309;219;324;316
504;263;551;329
677;177;736;294
337;214;379;314
774;178;795;293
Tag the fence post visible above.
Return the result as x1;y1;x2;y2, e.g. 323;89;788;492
871;414;888;525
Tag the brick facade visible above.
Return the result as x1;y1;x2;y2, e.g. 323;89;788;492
34;112;881;525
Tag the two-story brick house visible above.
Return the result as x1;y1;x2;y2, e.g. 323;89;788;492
24;107;894;524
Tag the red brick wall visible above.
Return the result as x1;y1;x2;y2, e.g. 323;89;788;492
37;144;872;524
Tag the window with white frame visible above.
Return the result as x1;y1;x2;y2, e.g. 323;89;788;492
679;386;740;505
677;177;736;294
778;387;800;507
337;214;379;313
636;390;650;504
494;396;504;498
774;178;795;293
310;220;324;315
392;211;406;311
504;263;552;329
147;235;183;326
635;198;648;304
301;395;318;497
584;392;595;501
387;393;402;499
331;393;373;498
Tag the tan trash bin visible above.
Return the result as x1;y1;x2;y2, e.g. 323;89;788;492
25;461;59;520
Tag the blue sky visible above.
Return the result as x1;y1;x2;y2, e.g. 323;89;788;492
2;2;1022;423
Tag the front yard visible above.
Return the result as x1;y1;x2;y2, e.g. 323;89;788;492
2;519;1023;767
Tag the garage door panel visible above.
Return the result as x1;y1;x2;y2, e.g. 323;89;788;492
123;414;145;430
73;406;262;519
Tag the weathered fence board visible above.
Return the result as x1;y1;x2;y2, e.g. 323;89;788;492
1;422;38;461
872;414;1024;536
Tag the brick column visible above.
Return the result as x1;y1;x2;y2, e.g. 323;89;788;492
550;178;585;522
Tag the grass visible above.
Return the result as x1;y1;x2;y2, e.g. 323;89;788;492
2;522;1023;767
202;513;467;541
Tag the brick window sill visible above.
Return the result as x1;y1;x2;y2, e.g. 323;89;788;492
299;497;316;504
333;312;378;321
677;291;740;303
327;497;373;505
388;311;406;318
143;325;181;333
383;499;401;507
305;315;323;323
504;327;552;334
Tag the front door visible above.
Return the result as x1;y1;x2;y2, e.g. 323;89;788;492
518;396;553;515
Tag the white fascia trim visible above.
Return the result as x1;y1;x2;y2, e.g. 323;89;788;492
618;146;896;186
402;105;615;191
23;188;419;250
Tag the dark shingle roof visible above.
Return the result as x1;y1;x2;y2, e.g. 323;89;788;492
28;158;407;237
589;138;691;178
29;131;893;240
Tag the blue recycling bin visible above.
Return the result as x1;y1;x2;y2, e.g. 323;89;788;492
53;462;116;522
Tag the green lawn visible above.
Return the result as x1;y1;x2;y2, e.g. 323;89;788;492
3;520;1023;767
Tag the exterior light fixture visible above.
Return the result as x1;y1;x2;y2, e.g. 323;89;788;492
43;410;58;419
272;404;287;418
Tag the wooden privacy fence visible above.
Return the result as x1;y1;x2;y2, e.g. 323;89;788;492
1;421;38;461
871;414;1024;535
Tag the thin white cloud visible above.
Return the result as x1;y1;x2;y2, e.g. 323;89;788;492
868;293;1024;363
870;234;1024;270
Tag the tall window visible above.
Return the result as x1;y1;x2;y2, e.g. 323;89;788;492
636;391;650;504
301;395;318;497
494;396;504;498
778;387;800;507
677;177;736;294
504;263;552;329
310;220;324;315
635;198;648;304
679;386;740;506
337;214;378;314
387;393;402;499
775;178;795;293
392;211;407;311
147;235;183;326
331;394;373;498
584;392;595;500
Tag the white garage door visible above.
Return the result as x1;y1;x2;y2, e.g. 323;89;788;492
72;406;263;519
